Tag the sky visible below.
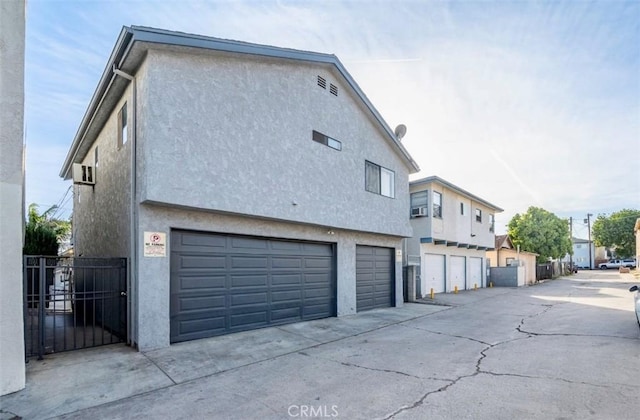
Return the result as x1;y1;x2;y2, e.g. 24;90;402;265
23;0;640;237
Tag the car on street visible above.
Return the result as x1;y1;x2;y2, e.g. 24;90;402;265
629;285;640;327
598;259;636;269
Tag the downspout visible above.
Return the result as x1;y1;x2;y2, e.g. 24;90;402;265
112;65;137;348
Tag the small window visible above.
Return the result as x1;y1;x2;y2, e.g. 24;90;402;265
460;202;464;215
476;208;482;223
410;191;428;217
433;191;442;218
365;161;394;198
489;214;495;232
312;130;341;151
118;103;128;148
576;244;582;249
94;146;99;167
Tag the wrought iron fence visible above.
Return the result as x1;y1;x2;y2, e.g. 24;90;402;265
24;256;127;359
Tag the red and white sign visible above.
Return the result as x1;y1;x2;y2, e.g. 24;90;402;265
144;231;166;257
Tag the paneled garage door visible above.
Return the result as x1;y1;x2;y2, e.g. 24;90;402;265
170;230;336;343
450;256;466;291
469;257;483;289
423;254;445;294
356;246;394;312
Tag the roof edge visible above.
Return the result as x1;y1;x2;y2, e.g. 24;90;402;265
410;175;504;212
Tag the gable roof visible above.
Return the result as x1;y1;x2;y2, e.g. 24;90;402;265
495;234;511;249
60;26;420;179
410;175;504;212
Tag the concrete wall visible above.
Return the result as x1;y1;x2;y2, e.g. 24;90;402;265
139;49;412;238
0;0;26;396
135;204;404;350
489;266;525;287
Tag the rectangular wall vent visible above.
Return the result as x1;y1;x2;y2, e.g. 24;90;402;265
317;75;326;89
72;163;96;185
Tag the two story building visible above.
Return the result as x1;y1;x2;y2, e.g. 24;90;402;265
60;26;420;350
407;176;502;296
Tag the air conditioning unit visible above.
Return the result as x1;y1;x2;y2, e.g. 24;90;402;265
411;207;427;217
72;163;96;185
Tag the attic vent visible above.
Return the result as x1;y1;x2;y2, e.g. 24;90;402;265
317;75;326;89
329;83;338;96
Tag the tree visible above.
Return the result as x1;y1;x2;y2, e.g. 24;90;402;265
23;204;71;255
592;209;640;258
507;206;572;263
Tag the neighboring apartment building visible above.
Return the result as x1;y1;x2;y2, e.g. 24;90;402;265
561;238;607;269
59;26;420;350
0;0;26;396
407;176;502;296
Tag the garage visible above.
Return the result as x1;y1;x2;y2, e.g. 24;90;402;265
356;246;394;312
450;256;466;291
170;230;336;343
469;257;483;289
423;253;445;294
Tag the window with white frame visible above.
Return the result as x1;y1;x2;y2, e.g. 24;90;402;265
365;161;394;198
475;208;482;223
118;102;128;148
433;191;442;218
489;213;494;232
410;191;428;217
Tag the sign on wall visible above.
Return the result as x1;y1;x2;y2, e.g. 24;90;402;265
144;231;166;257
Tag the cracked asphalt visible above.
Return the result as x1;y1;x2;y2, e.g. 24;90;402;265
2;271;638;420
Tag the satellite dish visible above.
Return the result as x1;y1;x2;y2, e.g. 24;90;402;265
394;124;407;141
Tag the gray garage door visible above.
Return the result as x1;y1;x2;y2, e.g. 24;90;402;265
171;230;336;343
356;246;395;312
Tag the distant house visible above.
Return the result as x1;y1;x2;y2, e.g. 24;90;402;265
406;176;502;296
561;238;607;269
486;235;538;286
59;26;420;350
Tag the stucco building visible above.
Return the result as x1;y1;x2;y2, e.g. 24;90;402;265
60;26;420;350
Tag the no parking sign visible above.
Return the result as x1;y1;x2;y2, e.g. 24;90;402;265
144;231;166;257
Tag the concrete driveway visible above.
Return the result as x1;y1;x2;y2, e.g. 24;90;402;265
1;271;639;419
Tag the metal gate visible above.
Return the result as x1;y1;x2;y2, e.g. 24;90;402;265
24;256;127;359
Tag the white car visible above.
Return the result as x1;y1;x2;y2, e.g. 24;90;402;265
629;285;640;327
598;259;636;269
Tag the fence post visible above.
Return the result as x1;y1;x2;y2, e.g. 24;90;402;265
38;257;46;360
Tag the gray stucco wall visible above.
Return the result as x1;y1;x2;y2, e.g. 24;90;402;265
0;0;26;395
136;204;404;350
138;49;412;238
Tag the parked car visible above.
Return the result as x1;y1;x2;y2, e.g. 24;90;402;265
598;259;636;269
629;285;640;327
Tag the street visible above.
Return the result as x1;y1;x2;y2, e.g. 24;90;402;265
2;270;638;420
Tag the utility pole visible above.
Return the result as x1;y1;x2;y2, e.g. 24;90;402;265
569;217;573;270
585;214;593;269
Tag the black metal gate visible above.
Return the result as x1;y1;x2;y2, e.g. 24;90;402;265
24;256;127;359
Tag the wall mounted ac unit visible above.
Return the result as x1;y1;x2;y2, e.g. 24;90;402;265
72;163;95;185
411;207;427;217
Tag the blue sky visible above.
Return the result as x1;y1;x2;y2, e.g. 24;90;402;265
24;0;639;236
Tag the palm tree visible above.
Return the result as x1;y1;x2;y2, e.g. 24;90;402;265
23;204;71;255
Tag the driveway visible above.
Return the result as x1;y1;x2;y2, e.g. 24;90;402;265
1;271;638;419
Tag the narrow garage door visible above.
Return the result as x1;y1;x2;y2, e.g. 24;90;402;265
450;256;466;292
170;230;336;343
423;254;445;294
356;246;394;312
469;257;483;289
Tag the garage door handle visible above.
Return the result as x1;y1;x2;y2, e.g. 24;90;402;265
120;291;127;297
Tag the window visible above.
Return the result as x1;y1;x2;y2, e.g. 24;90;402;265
365;161;394;198
433;191;442;218
460;202;464;215
410;191;428;217
312;130;341;151
489;214;495;232
475;208;482;223
94;146;99;167
118;103;128;148
576;244;582;249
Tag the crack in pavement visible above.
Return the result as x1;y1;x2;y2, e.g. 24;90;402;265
478;371;626;389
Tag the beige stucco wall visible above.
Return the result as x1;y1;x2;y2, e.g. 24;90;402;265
0;0;26;396
486;249;537;285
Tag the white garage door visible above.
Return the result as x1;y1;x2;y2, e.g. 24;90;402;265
469;257;483;289
423;254;445;294
450;256;466;292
